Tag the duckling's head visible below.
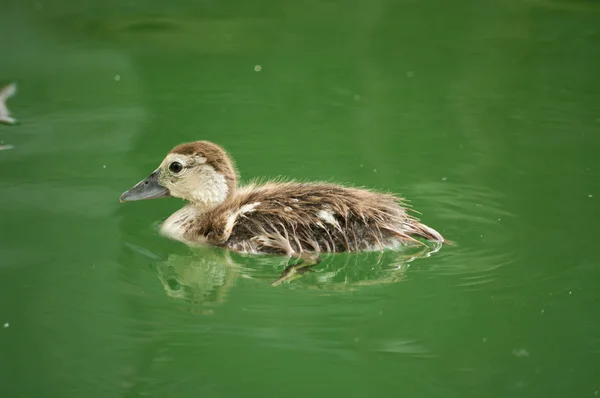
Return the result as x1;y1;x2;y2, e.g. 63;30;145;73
120;141;238;210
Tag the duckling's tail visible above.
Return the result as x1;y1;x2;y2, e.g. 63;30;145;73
412;222;454;245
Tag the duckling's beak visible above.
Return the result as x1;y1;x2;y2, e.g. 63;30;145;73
120;169;170;203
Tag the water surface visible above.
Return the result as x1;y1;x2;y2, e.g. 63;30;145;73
1;0;600;397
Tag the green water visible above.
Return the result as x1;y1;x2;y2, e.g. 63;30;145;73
1;0;600;396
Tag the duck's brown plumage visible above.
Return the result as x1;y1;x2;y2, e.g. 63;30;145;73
190;180;444;255
121;141;447;257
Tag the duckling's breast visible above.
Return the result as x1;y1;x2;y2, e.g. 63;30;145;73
160;205;208;245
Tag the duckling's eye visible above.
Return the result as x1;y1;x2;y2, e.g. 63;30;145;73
169;162;183;174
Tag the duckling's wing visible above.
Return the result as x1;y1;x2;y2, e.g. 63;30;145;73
213;181;445;254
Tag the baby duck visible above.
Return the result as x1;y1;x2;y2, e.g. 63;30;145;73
120;141;447;281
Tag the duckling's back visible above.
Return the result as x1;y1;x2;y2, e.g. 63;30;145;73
193;181;444;255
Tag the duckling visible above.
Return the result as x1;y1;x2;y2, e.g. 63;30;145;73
120;141;448;283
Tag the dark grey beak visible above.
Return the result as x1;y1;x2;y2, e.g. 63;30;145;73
120;169;170;203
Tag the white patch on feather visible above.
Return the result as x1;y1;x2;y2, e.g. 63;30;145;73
239;202;260;215
317;209;340;229
224;202;261;235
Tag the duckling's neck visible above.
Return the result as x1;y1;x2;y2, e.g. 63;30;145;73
187;170;233;211
188;196;226;213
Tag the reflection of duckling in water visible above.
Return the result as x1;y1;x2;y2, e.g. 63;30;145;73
273;239;441;287
155;247;433;306
155;249;240;307
126;232;440;310
121;141;449;285
0;82;17;125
